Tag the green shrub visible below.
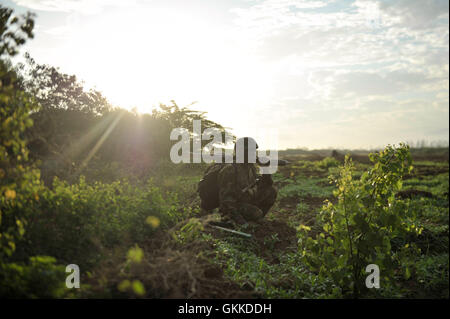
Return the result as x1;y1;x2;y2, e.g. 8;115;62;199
0;256;67;298
316;157;340;169
16;177;179;270
0;5;40;260
299;144;421;297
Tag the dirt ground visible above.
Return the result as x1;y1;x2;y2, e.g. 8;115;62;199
138;215;298;298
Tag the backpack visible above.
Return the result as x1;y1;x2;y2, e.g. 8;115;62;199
197;163;232;210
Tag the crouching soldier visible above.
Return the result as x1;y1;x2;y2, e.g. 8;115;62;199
198;137;277;226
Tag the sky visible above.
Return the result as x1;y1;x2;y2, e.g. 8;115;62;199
5;0;449;150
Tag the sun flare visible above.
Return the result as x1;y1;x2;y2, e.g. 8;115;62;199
15;0;449;149
55;8;273;117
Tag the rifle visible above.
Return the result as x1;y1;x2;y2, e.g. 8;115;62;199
200;152;290;166
209;224;252;238
257;157;290;167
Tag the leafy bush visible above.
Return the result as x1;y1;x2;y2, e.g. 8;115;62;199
172;218;204;244
298;144;421;297
16;177;179;270
316;157;340;169
0;256;67;298
0;4;40;259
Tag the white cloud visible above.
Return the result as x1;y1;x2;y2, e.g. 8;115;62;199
376;0;449;29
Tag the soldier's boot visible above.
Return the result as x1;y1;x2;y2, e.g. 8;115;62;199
227;213;248;226
239;203;264;223
255;185;277;216
199;207;214;217
210;212;247;229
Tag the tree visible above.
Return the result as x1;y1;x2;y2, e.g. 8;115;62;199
0;5;34;57
0;4;40;258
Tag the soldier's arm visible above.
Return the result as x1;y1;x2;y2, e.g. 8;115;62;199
217;165;240;215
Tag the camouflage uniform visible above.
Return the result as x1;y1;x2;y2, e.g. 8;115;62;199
217;163;277;223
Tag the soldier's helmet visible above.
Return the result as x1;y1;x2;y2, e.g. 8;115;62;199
234;137;259;152
234;137;258;163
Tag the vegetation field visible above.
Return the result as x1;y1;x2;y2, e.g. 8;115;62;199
0;4;448;299
97;149;446;299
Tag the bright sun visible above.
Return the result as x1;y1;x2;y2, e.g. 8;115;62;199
61;7;273;117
